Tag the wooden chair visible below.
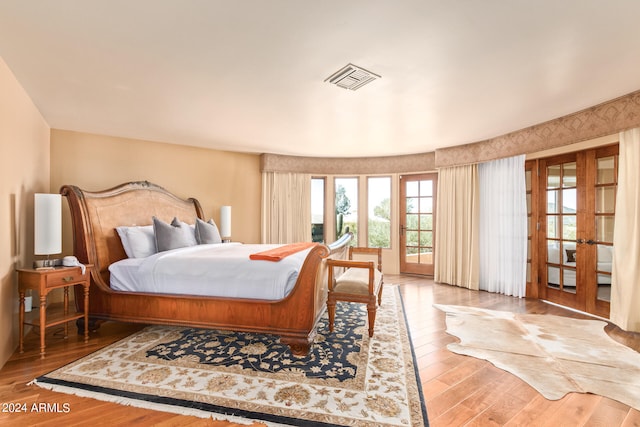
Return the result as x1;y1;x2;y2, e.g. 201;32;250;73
326;247;384;337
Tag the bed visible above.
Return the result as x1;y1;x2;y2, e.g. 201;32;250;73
61;181;352;356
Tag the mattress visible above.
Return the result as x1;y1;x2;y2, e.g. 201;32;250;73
109;242;311;300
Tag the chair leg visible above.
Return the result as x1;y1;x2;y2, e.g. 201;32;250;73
367;301;377;337
327;298;337;333
377;283;384;305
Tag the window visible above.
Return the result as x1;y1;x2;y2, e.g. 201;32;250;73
311;178;325;242
335;177;358;243
368;176;391;248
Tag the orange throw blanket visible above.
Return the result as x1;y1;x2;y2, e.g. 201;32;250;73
249;242;318;262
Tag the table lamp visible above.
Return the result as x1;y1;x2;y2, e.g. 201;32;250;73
220;205;231;243
34;193;62;269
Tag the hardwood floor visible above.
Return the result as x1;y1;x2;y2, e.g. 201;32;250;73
1;274;639;426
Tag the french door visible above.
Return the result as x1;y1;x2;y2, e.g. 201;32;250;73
537;145;617;317
400;173;437;276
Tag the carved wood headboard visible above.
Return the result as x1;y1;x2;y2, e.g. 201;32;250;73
61;181;205;288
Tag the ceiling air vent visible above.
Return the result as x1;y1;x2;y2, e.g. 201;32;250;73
325;63;381;91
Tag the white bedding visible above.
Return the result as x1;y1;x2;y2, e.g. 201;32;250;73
109;242;311;300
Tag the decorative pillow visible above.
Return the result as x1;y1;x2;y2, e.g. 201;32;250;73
565;249;577;263
116;225;156;258
172;217;198;246
195;217;222;244
153;217;197;252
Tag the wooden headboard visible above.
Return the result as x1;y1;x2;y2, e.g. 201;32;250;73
61;181;204;289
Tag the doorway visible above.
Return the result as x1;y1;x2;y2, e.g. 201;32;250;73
400;173;437;276
536;145;617;317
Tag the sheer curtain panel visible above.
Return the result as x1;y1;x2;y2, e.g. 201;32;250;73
434;164;480;290
478;155;527;297
261;172;312;244
611;128;640;332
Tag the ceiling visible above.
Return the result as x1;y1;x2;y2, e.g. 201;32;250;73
1;1;640;158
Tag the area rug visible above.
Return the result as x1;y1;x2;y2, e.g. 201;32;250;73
32;286;428;426
435;304;640;411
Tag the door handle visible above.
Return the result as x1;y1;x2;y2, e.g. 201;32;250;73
400;225;406;236
576;238;596;245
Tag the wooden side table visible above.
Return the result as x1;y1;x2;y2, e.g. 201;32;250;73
17;265;91;358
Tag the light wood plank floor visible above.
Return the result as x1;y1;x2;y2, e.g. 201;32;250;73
1;274;639;426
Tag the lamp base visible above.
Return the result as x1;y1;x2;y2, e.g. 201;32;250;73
33;258;62;269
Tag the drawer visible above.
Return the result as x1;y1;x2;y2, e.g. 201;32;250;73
45;268;88;288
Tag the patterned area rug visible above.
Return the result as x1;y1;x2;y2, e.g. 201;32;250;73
33;286;428;426
435;304;640;411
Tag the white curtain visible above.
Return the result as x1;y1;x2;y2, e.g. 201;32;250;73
434;164;480;289
478;155;528;297
611;128;640;332
261;172;311;244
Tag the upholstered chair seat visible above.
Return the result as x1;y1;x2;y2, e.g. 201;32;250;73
334;268;383;295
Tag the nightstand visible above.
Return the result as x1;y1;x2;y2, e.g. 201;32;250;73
17;265;91;358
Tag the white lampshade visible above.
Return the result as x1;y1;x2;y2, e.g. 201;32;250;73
34;193;62;255
220;205;232;239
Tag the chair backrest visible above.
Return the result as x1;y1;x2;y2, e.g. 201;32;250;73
348;247;382;272
318;232;354;289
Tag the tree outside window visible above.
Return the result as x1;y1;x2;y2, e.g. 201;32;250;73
368;177;391;248
335;178;357;244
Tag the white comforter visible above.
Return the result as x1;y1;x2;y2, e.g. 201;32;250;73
109;243;311;300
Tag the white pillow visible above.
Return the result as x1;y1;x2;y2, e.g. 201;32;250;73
116;225;156;258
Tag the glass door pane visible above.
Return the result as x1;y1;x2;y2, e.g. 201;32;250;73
525;160;538;293
367;177;391;248
335;178;358;244
311;178;325;243
594;153;617;304
545;160;578;296
405;180;433;265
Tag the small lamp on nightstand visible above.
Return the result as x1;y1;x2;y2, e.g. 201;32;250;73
220;205;232;243
34;193;62;270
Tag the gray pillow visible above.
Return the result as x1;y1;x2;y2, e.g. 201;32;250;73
153;216;196;252
195;217;222;244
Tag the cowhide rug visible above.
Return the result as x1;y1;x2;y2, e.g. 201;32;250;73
435;304;640;411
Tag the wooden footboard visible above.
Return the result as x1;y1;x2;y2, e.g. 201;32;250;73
61;181;352;356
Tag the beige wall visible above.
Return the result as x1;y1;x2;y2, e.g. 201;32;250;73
50;130;262;254
0;57;50;367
